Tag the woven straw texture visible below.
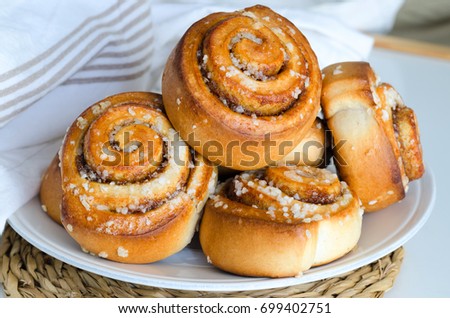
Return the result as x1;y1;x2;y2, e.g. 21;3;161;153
1;225;404;298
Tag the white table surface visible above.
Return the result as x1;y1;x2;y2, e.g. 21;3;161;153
368;47;450;297
0;46;448;298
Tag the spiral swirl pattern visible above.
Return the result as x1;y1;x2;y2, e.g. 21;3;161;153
162;5;321;170
60;92;217;263
199;166;363;277
200;12;311;116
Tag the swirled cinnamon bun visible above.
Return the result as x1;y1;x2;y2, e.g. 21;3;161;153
162;5;321;170
199;166;362;278
321;62;424;212
58;92;217;263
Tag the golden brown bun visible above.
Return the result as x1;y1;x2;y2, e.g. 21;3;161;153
321;62;424;212
162;5;321;171
200;166;363;278
60;92;217;264
217;118;327;181
39;154;63;225
275;117;327;167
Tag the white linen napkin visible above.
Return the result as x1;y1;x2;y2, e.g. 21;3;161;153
0;1;403;235
0;0;154;233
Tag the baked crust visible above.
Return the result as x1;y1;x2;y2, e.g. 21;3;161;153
276;117;327;167
200;166;362;277
162;5;321;170
40;154;63;225
321;62;424;211
58;92;217;263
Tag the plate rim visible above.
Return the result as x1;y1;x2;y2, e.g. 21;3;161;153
7;168;436;292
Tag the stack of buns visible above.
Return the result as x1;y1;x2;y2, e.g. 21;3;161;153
39;5;424;277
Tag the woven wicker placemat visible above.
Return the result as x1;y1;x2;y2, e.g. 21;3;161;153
0;224;404;298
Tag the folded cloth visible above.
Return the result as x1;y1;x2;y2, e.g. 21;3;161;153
0;0;154;128
0;0;154;233
0;1;403;235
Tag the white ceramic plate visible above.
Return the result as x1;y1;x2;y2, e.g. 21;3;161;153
8;169;435;292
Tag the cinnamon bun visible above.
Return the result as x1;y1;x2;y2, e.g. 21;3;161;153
321;62;424;212
59;92;217;263
199;166;362;277
162;5;321;170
